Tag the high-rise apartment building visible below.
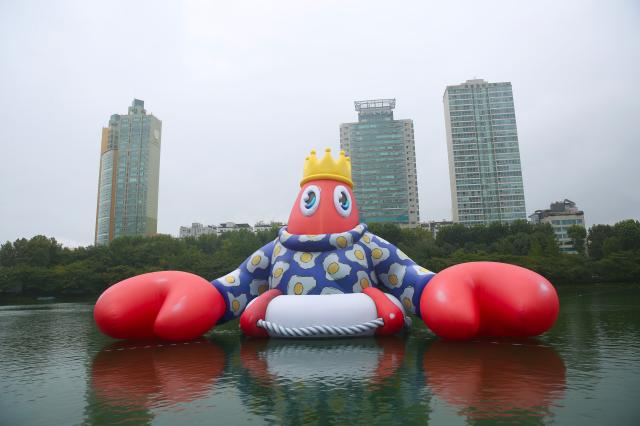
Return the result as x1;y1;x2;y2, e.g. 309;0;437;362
94;99;162;245
340;99;419;225
444;79;526;225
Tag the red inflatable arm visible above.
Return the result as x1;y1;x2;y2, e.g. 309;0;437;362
420;262;559;340
94;271;226;341
240;288;283;337
363;287;405;335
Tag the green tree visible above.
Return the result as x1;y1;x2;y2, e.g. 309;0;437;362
367;223;403;245
509;219;532;235
603;236;623;256
587;224;613;260
436;223;469;250
8;236;62;267
0;241;16;267
567;225;587;255
613;219;640;251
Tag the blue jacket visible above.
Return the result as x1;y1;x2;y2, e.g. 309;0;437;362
212;224;435;323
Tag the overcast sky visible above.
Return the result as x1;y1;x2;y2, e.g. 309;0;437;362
1;0;638;247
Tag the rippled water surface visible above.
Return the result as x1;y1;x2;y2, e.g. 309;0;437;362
1;283;639;425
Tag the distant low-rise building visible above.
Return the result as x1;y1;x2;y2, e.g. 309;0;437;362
420;220;454;238
217;222;251;234
178;221;284;238
253;221;284;233
529;199;585;253
179;223;217;238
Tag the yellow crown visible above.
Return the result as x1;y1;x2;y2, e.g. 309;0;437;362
301;148;353;187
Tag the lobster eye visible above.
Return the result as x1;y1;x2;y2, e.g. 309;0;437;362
299;185;321;216
333;185;352;217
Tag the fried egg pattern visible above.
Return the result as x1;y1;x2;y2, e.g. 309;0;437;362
227;292;247;317
250;279;269;296
396;248;410;261
352;270;375;293
363;241;390;266
271;242;287;262
412;265;433;276
345;244;368;268
246;250;269;273
287;275;317;295
379;263;407;289
329;232;353;249
278;229;293;242
361;232;373;244
269;260;290;288
293;251;320;269
399;287;415;313
221;269;241;287
323;253;352;281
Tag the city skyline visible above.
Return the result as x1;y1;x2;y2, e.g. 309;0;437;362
1;1;638;247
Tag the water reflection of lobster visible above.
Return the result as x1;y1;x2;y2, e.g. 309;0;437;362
89;337;405;414
235;337;411;424
423;340;566;418
89;337;566;422
91;339;225;408
239;337;405;385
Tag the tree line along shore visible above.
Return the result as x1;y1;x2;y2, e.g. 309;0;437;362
1;220;639;299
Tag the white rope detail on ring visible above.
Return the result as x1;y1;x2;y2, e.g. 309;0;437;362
257;318;384;337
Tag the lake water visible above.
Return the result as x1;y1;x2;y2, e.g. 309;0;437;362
1;283;639;425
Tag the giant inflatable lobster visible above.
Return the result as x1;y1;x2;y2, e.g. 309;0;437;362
94;149;559;341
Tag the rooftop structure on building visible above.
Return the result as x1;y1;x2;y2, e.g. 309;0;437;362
354;99;396;115
340;98;419;225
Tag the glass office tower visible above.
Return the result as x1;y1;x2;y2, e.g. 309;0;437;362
340;99;419;225
94;99;162;245
443;79;526;225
